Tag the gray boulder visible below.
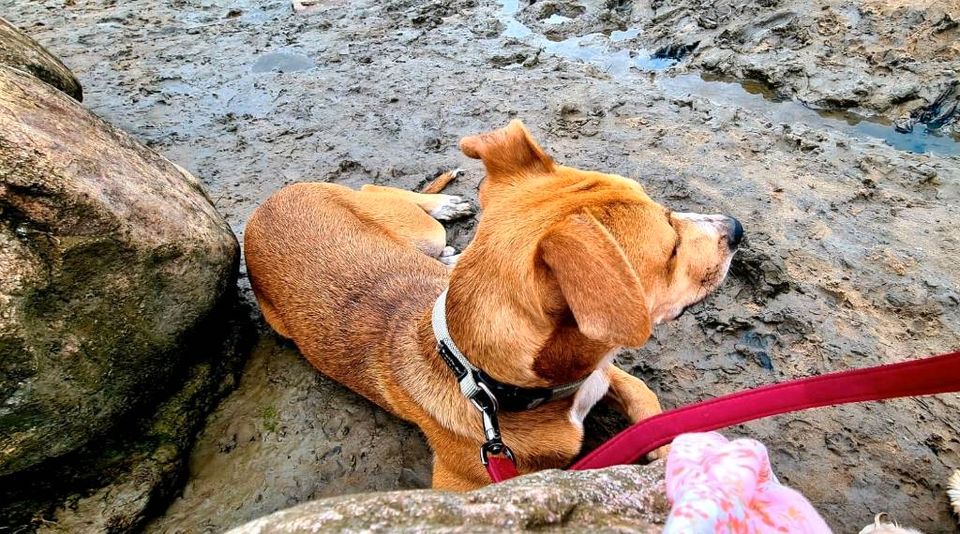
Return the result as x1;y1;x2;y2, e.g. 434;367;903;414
229;464;669;533
0;16;82;101
0;64;239;476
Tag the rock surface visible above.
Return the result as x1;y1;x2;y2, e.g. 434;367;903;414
229;464;668;533
0;64;238;476
1;294;251;533
0;16;81;100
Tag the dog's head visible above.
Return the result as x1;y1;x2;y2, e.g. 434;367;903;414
452;120;742;379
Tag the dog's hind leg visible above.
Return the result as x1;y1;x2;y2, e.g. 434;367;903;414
250;282;292;338
352;170;474;259
360;169;475;222
345;192;455;259
354;196;448;257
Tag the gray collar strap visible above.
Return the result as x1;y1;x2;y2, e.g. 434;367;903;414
431;288;587;412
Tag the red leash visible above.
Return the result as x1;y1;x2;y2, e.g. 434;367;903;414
485;455;519;482
487;351;960;481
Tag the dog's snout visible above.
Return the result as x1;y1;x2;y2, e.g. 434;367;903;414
672;212;743;250
725;217;744;249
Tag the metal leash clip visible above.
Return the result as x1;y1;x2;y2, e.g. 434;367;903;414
469;380;516;466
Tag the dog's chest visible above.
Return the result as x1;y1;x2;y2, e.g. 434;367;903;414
568;367;610;427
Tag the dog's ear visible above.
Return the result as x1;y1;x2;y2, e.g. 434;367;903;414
459;120;554;180
539;210;651;347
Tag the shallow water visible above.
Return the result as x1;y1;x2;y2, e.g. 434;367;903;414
847;117;960;155
251;51;315;74
496;0;959;157
665;74;960;156
498;0;672;72
542;14;572;25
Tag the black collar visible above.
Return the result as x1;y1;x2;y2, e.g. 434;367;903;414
432;289;586;412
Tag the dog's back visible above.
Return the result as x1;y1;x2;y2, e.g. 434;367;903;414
244;182;447;405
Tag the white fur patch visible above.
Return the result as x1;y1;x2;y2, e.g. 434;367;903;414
439;254;460;266
673;212;725;238
949;469;960;518
429;195;474;221
569;367;610;428
858;513;926;534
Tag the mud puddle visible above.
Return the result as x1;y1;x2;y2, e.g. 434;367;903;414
664;74;960;156
498;0;673;71
251;51;315;74
497;0;960;157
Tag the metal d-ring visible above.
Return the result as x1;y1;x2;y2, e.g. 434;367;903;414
480;438;516;466
468;378;517;466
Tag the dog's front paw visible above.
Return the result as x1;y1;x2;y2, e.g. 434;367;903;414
430;195;475;221
646;443;670;463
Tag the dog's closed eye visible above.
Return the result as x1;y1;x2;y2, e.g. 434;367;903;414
670;237;680;259
666;211;681;259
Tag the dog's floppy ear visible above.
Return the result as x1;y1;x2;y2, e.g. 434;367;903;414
539;210;651;347
459;120;554;180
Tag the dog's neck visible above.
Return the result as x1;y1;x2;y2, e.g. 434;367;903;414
431;288;586;410
441;272;611;388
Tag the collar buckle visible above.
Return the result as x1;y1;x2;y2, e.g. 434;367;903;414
468;381;516;467
432;287;584;476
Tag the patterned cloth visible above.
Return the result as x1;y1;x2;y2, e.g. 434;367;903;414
664;432;831;533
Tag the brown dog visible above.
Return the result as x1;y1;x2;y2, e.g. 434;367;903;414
243;120;742;490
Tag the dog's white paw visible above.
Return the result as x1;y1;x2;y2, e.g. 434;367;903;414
439;253;461;266
440;246;457;258
948;469;960;519
858;513;925;534
645;444;670;463
430;195;474;221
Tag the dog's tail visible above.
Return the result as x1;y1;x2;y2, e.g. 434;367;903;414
949;469;960;523
420;168;464;194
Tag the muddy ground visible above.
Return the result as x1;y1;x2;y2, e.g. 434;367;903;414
561;0;960;119
3;0;959;532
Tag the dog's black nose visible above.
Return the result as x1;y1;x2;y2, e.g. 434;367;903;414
726;217;744;249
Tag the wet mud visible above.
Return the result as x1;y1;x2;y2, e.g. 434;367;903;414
2;0;958;532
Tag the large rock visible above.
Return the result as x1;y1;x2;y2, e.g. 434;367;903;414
0;64;239;476
229;464;669;533
0;17;82;101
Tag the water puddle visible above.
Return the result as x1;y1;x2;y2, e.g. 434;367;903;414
251;52;315;73
543;14;573;25
495;0;958;157
864;125;959;154
175;2;277;29
609;28;642;42
665;74;960;155
498;0;669;72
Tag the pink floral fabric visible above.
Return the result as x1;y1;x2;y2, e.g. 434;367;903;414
664;432;831;534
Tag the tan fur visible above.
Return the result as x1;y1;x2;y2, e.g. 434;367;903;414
420;168;461;194
244;120;740;490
